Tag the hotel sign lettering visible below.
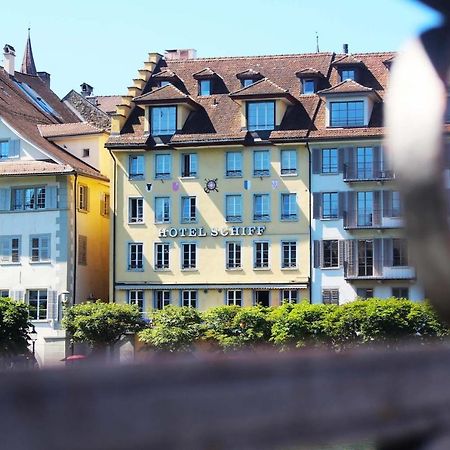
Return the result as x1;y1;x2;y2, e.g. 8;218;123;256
158;226;266;238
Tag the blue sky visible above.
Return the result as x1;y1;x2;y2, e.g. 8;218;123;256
1;0;442;97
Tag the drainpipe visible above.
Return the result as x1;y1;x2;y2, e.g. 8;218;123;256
73;173;78;305
108;148;117;303
306;142;313;304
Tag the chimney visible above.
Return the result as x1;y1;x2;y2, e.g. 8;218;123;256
343;44;349;54
80;82;94;98
164;49;197;60
37;71;51;88
3;44;16;76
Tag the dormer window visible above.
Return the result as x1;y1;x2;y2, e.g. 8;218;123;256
151;106;177;136
302;79;316;94
247;101;275;131
199;79;211;96
159;81;171;88
340;68;356;81
243;79;254;88
330;101;364;127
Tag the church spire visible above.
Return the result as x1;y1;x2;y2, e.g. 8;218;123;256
21;28;37;76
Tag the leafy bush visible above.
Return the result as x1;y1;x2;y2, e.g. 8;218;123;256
63;301;145;350
138;306;203;352
0;297;30;356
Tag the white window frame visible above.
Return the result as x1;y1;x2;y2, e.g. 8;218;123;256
154;242;170;270
281;290;298;304
30;235;50;263
281;241;297;269
129;155;144;180
28;289;48;320
78;185;89;212
181;242;197;270
128;290;145;315
129;197;144;224
181;153;198;178
254;241;270;269
227;290;242;306
181;196;197;223
12;186;46;211
154;290;171;310
0;236;20;264
181;290;197;308
226;241;242;270
128;242;143;271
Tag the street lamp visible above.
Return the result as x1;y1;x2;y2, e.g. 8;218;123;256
29;324;37;357
58;291;71;322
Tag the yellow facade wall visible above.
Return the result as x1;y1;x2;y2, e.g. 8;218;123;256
112;143;310;312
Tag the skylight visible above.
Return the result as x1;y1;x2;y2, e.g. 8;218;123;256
15;81;61;119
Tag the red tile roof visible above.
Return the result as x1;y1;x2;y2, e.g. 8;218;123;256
0;160;73;176
229;77;291;98
332;54;364;66
90;96;121;115
318;79;375;95
236;69;262;79
152;69;177;79
133;84;194;104
192;67;218;79
38;122;104;138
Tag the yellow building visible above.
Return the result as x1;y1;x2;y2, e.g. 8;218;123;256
106;50;335;311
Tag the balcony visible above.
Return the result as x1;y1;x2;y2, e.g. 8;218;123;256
343;161;394;182
344;260;416;280
344;209;403;230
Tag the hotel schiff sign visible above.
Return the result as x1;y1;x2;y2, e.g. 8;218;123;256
159;225;266;238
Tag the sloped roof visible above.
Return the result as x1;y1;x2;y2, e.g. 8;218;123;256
192;67;217;79
318;79;376;95
229;77;295;100
296;68;324;78
152;69;178;79
133;84;197;107
38;122;104;138
332;54;364;66
90;96;121;115
0;68;107;180
0;160;73;176
236;69;262;79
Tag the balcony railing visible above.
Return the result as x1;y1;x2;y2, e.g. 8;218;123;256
343;161;395;182
344;260;416;280
343;209;404;230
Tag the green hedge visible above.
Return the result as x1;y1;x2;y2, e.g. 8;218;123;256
138;299;448;352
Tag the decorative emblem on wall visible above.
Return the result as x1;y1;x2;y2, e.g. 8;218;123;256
204;178;219;193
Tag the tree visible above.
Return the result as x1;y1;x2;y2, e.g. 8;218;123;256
62;301;146;353
138;306;203;352
0;297;30;357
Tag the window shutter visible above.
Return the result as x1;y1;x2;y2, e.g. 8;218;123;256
312;193;321;219
373;146;381;177
8;140;20;158
338;240;345;268
45;186;57;209
12;290;24;301
383;238;393;267
313;240;320;268
0;188;11;211
338;148;345;173
319;241;324;268
59;184;68;209
373;191;381;226
47;290;58;321
312;149;321;174
383;191;392;217
0;237;11;262
345;240;356;277
346;191;356;228
41;236;50;261
338;192;346;218
100;193;105;216
374;238;382;276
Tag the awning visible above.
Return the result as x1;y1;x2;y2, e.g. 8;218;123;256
116;283;308;291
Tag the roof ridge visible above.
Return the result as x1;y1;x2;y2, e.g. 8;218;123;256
166;52;335;63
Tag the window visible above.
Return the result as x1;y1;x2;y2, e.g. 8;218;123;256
12;187;46;210
0;290;9;298
254;290;270;307
356;288;374;299
154;290;171;309
254;241;269;269
243;79;254;87
78;185;88;211
357;192;373;227
253;150;270;177
330;101;364;127
181;197;197;223
30;235;50;263
128;243;143;270
155;154;171;179
128;290;144;314
129;155;144;179
155;197;170;223
281;290;298;304
281;241;297;268
302;79;316;94
340;69;356;81
247;101;275;131
101;193;110;217
281;193;297;220
129;197;143;223
321;148;338;174
28;289;47;320
227;290;242;306
0;236;20;263
322;240;339;268
253;194;270;221
0;140;19;159
226;152;242;177
281;150;297;175
82;148;90;158
181;153;198;178
154;242;169;269
199;79;211;96
322;193;338;219
159;80;171;88
392;287;409;299
182;290;197;308
358;240;373;276
226;242;241;269
393;239;408;266
226;195;242;222
392;191;401;217
151;106;176;135
0;141;8;159
322;289;339;305
78;235;87;265
181;243;197;269
356;147;374;179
